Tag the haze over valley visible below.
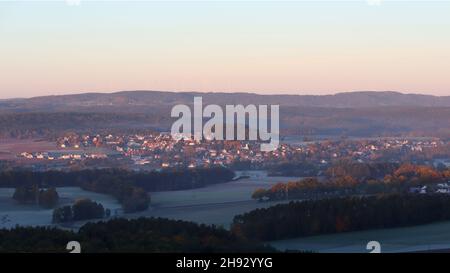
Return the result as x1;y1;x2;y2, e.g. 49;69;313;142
1;90;449;139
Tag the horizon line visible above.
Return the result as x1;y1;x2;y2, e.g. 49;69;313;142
2;89;448;100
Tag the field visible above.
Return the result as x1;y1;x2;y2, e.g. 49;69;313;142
269;221;450;253
0;187;121;229
0;138;117;162
0;139;56;160
150;171;296;207
4;170;450;253
0;171;300;230
134;170;450;253
128;171;298;228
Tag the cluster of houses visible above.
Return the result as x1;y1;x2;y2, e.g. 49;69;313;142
19;151;108;161
15;132;449;171
410;182;450;195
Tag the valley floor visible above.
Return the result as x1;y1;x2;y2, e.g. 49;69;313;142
4;170;450;253
269;220;450;253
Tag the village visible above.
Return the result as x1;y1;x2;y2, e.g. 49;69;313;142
11;132;450;173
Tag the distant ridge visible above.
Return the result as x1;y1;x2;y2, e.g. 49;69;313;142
1;91;450;111
1;90;449;138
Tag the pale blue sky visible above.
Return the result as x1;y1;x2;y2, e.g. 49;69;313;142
1;1;449;98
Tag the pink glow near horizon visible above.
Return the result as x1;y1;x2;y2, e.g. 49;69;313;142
0;2;449;98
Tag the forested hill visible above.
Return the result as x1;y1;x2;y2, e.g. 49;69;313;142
1;91;450;111
0;217;273;253
1;91;449;138
232;194;450;241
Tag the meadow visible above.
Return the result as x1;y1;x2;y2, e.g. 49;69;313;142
269;220;450;253
0;187;120;229
4;170;450;253
133;171;297;228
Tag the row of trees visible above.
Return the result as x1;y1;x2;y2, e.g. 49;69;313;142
13;186;59;209
0;112;166;139
53;199;109;223
79;176;150;213
325;160;399;180
326;161;450;184
0;167;235;191
252;163;450;202
252;177;361;201
234;194;450;241
267;162;319;177
0;167;235;213
0;217;273;253
385;163;450;184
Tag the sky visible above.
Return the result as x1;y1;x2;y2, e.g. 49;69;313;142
0;1;449;99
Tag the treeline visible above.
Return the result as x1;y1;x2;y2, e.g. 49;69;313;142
253;163;450;202
4;172;150;213
79;176;150;213
0;167;234;212
385;163;450;184
325;160;398;180
233;194;450;241
0;112;169;138
267;162;319;177
280;106;450;138
0;217;273;253
252;177;360;201
0;167;235;191
13;186;59;209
